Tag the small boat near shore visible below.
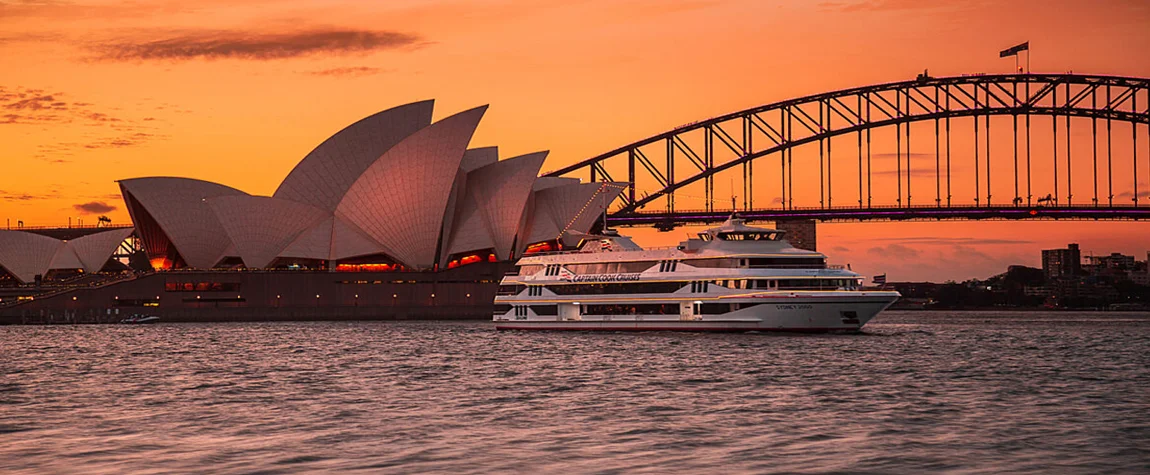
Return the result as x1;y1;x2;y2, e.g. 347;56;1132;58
119;314;160;324
494;217;900;332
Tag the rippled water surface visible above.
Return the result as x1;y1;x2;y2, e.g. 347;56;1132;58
2;311;1149;474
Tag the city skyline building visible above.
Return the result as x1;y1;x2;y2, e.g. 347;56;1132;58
1042;243;1082;282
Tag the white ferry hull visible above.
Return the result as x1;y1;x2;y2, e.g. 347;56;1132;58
496;217;900;334
495;294;898;333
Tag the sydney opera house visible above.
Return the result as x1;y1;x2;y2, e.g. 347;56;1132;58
1;101;622;323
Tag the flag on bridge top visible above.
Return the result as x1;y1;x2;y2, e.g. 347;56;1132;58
999;41;1029;58
873;274;887;285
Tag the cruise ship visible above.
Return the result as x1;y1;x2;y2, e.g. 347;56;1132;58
494;217;900;332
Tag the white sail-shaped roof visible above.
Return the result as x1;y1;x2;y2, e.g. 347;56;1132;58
47;245;83;271
447;151;547;259
438;147;496;266
65;228;135;274
277;216;390;262
444;196;494;259
560;183;624;246
279;216;336;261
437;147;502;265
336;106;488;269
273;101;435;212
533;177;580;190
207;195;331;269
119;177;249;269
0;230;65;283
514;177;580;252
331;217;387;260
460;147;498;172
522;182;623;248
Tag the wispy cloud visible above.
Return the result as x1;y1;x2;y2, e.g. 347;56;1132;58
0;189;58;202
866;243;921;259
1;86;167;161
890;236;1033;246
951;244;995;263
1113;183;1150;202
0;86;123;125
870;152;941;161
305;66;390;77
82;132;156;149
72;201;116;214
870;168;952;178
30;132;162;163
90;28;424;62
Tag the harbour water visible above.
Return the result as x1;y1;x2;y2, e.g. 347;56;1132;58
2;311;1148;473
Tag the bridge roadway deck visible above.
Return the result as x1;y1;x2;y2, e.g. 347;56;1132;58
608;205;1150;226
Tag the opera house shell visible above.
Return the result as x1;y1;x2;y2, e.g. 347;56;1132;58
0;228;134;284
118;100;622;272
1;100;621;322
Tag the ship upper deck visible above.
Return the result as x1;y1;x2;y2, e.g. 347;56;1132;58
516;217;825;266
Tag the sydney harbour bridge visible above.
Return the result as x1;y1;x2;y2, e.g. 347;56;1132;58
547;73;1150;232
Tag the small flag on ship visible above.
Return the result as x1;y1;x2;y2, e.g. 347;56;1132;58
999;41;1029;58
873;274;887;285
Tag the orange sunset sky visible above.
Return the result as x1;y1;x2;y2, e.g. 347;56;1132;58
2;0;1149;282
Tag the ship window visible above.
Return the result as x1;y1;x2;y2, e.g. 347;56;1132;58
716;232;779;241
682;259;738;269
775;279;855;290
493;304;512;314
747;257;826;269
530;305;558;316
546;281;684;295
497;284;525;296
584;304;679;315
698;303;731;314
565;262;653;274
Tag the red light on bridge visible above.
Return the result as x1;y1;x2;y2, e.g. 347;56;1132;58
1029;209;1039;216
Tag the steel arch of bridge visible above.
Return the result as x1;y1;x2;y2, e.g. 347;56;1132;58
546;73;1150;226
